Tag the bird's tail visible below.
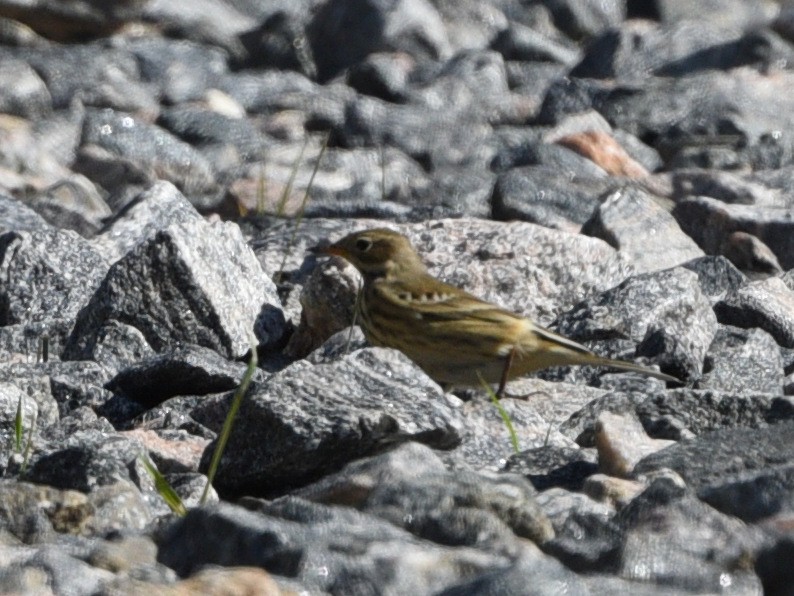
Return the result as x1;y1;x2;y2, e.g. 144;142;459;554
523;324;680;383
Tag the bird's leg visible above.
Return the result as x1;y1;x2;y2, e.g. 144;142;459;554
496;346;517;399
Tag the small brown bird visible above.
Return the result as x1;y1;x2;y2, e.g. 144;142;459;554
316;228;678;394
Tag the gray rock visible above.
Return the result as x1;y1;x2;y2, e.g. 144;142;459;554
106;344;255;407
79;109;219;207
551;267;716;382
437;547;590;596
503;446;598;491
634;421;794;497
715;276;794;348
0;319;73;364
673;197;794;269
613;479;764;593
15;43;155;111
492;21;581;65
582;186;705;274
307;0;451;82
680;255;747;303
123;37;228;105
491;165;614;232
196;347;464;495
698;325;785;394
157;501;513;594
543;0;625;40
0;228;108;326
291;442;553;548
64;217;286;361
27;174;112;238
671;168;782;206
0;56;51;119
0;545;114;596
91;181;202;264
457;398;579;471
0;194;51;236
534;487;620;572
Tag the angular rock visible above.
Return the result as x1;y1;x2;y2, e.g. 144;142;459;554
0;228;108;326
64;218;286;361
715;276;794;348
551;267;716;382
106;344;254;407
681;255;747;303
0;56;51;119
91;181;202;263
582;186;704;274
157;501;513;594
292;442;553;548
196;347;465;495
699;325;785;394
27;174;112;238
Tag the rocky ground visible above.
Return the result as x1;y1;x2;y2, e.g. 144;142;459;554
2;0;794;594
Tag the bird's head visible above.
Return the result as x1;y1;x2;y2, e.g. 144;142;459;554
314;228;427;279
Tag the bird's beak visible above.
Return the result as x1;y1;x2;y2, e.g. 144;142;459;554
309;242;345;257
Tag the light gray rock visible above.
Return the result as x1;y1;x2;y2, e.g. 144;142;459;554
582;186;705;274
715;276;794;348
64;217;286;361
0;228;108;326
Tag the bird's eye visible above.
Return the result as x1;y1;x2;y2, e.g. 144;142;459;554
355;238;373;252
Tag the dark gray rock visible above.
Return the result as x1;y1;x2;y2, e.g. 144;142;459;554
79;109;219;208
307;0;451;82
237;9;317;77
291;442;552;549
503;446;598;491
698;325;785;394
106;344;255;407
491;166;613;231
534;488;620;573
612;479;764;593
551;267;716;383
582;186;704;273
671;168;781;206
196;347;465;496
634;421;794;505
157;501;513;594
755;533;794;596
457;398;578;471
0;319;74;364
346;51;414;102
0;228;108;327
715;276;794;348
542;0;625;40
64;217;286;362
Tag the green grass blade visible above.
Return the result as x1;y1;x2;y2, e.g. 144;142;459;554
14;394;23;452
200;334;259;505
141;456;187;516
477;372;520;454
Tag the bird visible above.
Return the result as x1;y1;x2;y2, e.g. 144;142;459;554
314;228;679;395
